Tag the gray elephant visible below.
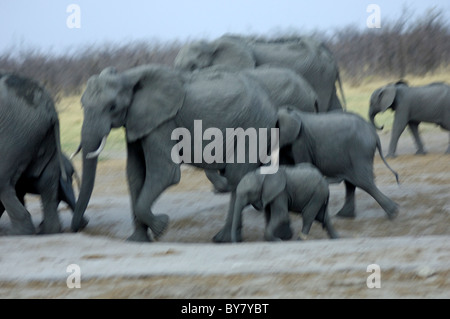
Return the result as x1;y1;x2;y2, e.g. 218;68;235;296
0;73;76;235
369;81;450;157
201;65;318;193
277;108;399;220
231;163;339;243
0;154;84;232
70;65;280;243
174;35;345;112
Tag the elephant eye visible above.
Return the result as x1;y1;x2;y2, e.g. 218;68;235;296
109;103;117;112
190;63;198;71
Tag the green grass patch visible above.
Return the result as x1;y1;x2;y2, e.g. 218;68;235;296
56;69;450;156
57;95;126;158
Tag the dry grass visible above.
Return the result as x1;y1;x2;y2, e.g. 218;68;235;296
56;69;450;159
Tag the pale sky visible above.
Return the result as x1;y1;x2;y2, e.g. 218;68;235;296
1;0;449;55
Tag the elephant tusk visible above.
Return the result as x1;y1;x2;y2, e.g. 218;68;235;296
70;144;82;160
86;136;107;159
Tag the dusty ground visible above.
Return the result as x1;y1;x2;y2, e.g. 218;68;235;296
0;129;449;299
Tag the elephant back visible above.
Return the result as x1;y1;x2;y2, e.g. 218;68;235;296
0;73;58;135
251;37;339;111
180;69;276;131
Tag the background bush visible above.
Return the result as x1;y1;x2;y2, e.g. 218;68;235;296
1;8;449;99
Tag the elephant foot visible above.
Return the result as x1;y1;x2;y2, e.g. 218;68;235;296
213;227;239;243
71;214;89;232
37;220;62;235
273;221;293;240
386;153;397;159
9;222;36;236
385;205;399;220
326;226;340;239
264;234;282;242
127;228;152;242
148;214;169;239
79;216;89;230
415;150;427;155
297;232;308;241
336;207;356;219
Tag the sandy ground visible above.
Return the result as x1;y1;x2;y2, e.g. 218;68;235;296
0;129;449;299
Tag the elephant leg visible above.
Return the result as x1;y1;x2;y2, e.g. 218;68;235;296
408;122;426;155
213;191;238;243
129;125;181;242
213;162;262;243
264;193;291;241
299;191;327;239
36;161;61;234
355;177;398;219
323;211;339;239
387;115;408;157
336;181;356;218
125;141;150;242
204;170;232;193
0;186;35;235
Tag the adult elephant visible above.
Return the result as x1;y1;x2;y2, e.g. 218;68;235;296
201;65;318;192
70;65;278;243
0;154;84;231
276;108;399;220
369;81;450;157
174;35;345;112
0;73;76;235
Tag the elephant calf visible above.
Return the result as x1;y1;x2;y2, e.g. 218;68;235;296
231;163;339;242
370;81;450;157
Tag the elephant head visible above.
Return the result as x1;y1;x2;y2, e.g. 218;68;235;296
369;81;408;130
71;65;185;231
174;36;256;72
276;107;302;149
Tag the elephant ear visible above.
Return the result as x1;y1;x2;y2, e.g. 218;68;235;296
378;85;397;111
277;107;302;148
211;37;256;70
261;170;287;208
123;66;185;142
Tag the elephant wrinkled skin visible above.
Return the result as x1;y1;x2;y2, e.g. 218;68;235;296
174;35;345;112
71;65;278;243
231;163;339;242
0;73;78;235
277;108;399;219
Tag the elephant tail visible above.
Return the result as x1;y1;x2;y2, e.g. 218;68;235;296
375;134;400;184
54;120;67;182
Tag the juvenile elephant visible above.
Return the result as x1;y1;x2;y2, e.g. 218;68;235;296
369;81;450;157
174;35;345;112
277;108;399;220
0;154;85;232
70;65;279;242
231;163;339;243
0;73;75;235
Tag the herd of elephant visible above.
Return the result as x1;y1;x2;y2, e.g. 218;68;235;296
1;35;449;242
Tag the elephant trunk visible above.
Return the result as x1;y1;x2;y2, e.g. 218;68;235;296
369;110;384;130
71;120;108;232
